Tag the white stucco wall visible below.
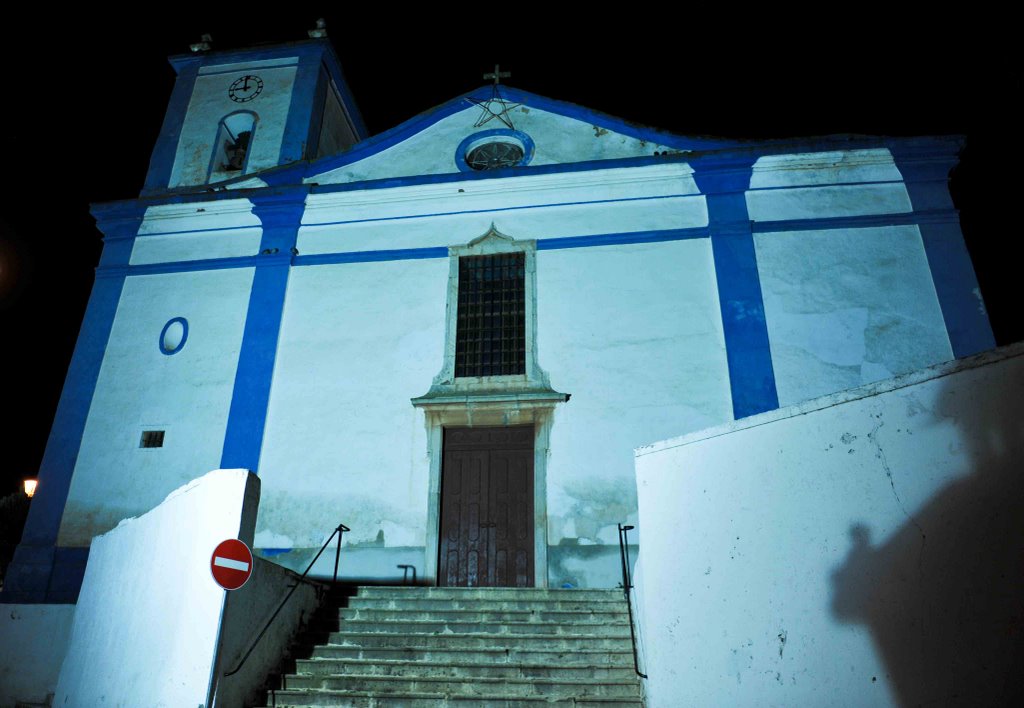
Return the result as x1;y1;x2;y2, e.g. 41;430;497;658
59;268;254;545
0;604;76;708
60;133;973;595
250;151;957;589
756;225;952;405
171;58;299;188
54;469;260;708
131;229;263;265
256;258;449;557
298;163;706;256
746;183;912;221
746;149;912;222
749;149;904;189
634;344;1024;707
539;239;732;551
132;200;263;266
255;226;734;587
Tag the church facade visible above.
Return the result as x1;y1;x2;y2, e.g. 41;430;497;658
2;39;993;602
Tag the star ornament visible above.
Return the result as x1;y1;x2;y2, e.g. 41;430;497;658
468;93;522;129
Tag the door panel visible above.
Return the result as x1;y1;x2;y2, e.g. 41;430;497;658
439;426;534;587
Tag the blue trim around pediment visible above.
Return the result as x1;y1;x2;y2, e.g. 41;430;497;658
256;85;740;186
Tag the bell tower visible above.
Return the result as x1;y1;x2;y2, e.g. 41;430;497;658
142;35;365;194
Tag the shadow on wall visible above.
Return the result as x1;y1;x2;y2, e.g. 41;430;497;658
830;363;1024;706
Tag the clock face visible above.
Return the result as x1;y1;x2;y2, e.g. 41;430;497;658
228;75;264;103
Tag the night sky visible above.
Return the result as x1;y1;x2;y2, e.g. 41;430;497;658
0;14;1014;495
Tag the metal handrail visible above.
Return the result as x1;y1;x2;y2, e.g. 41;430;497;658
398;564;418;585
618;523;648;679
223;522;350;677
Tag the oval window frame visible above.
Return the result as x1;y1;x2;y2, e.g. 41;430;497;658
455;129;535;173
159;317;189;356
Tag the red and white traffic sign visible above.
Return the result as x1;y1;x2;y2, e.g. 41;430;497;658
210;539;253;590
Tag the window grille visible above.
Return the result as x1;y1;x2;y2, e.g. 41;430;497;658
140;430;165;448
455;253;525;377
465;141;524;170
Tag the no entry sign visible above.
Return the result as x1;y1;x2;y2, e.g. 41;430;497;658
211;539;253;590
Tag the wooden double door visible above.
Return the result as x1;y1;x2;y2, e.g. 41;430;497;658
439;426;535;587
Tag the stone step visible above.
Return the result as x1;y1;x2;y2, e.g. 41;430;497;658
308;619;628;636
273;674;642;698
345;596;625;612
334;607;628;623
300;632;630;651
262;586;644;708
351;587;622;602
256;691;642;707
305;645;633;666
293;657;636;681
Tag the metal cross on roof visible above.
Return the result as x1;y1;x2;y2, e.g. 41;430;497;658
484;65;511;86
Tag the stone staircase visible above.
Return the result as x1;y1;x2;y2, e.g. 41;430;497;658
254;586;644;707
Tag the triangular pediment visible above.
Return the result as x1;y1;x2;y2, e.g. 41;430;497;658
262;86;738;187
467;224;515;249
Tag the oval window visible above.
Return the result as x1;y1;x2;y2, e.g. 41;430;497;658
465;141;525;171
159;317;188;355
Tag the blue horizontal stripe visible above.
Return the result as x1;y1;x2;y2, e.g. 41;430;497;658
132;223;262;238
746;178;905;195
295;229;713;266
751;210;957;234
295;247;449;266
538;228;707;250
302;154;686;193
197;59;299;77
123;191;950;241
99;253;287;278
98;207;960;279
168;40;327;72
303;192;697;228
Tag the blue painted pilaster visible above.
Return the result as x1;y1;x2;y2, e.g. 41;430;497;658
1;202;142;603
279;55;324;165
891;139;995;357
142;57;201;194
693;156;780;420
220;191;306;472
304;66;329;159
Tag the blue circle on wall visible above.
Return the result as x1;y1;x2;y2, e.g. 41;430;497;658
159;317;189;355
456;129;535;173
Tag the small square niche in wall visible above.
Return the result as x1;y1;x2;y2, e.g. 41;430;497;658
140;430;165;448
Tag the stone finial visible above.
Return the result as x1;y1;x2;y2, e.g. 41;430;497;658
189;34;212;53
308;18;328;39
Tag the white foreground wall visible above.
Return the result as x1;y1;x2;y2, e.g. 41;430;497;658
0;604;76;707
634;344;1024;707
54;469;260;707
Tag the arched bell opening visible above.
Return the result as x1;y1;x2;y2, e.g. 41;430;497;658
207;111;258;183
